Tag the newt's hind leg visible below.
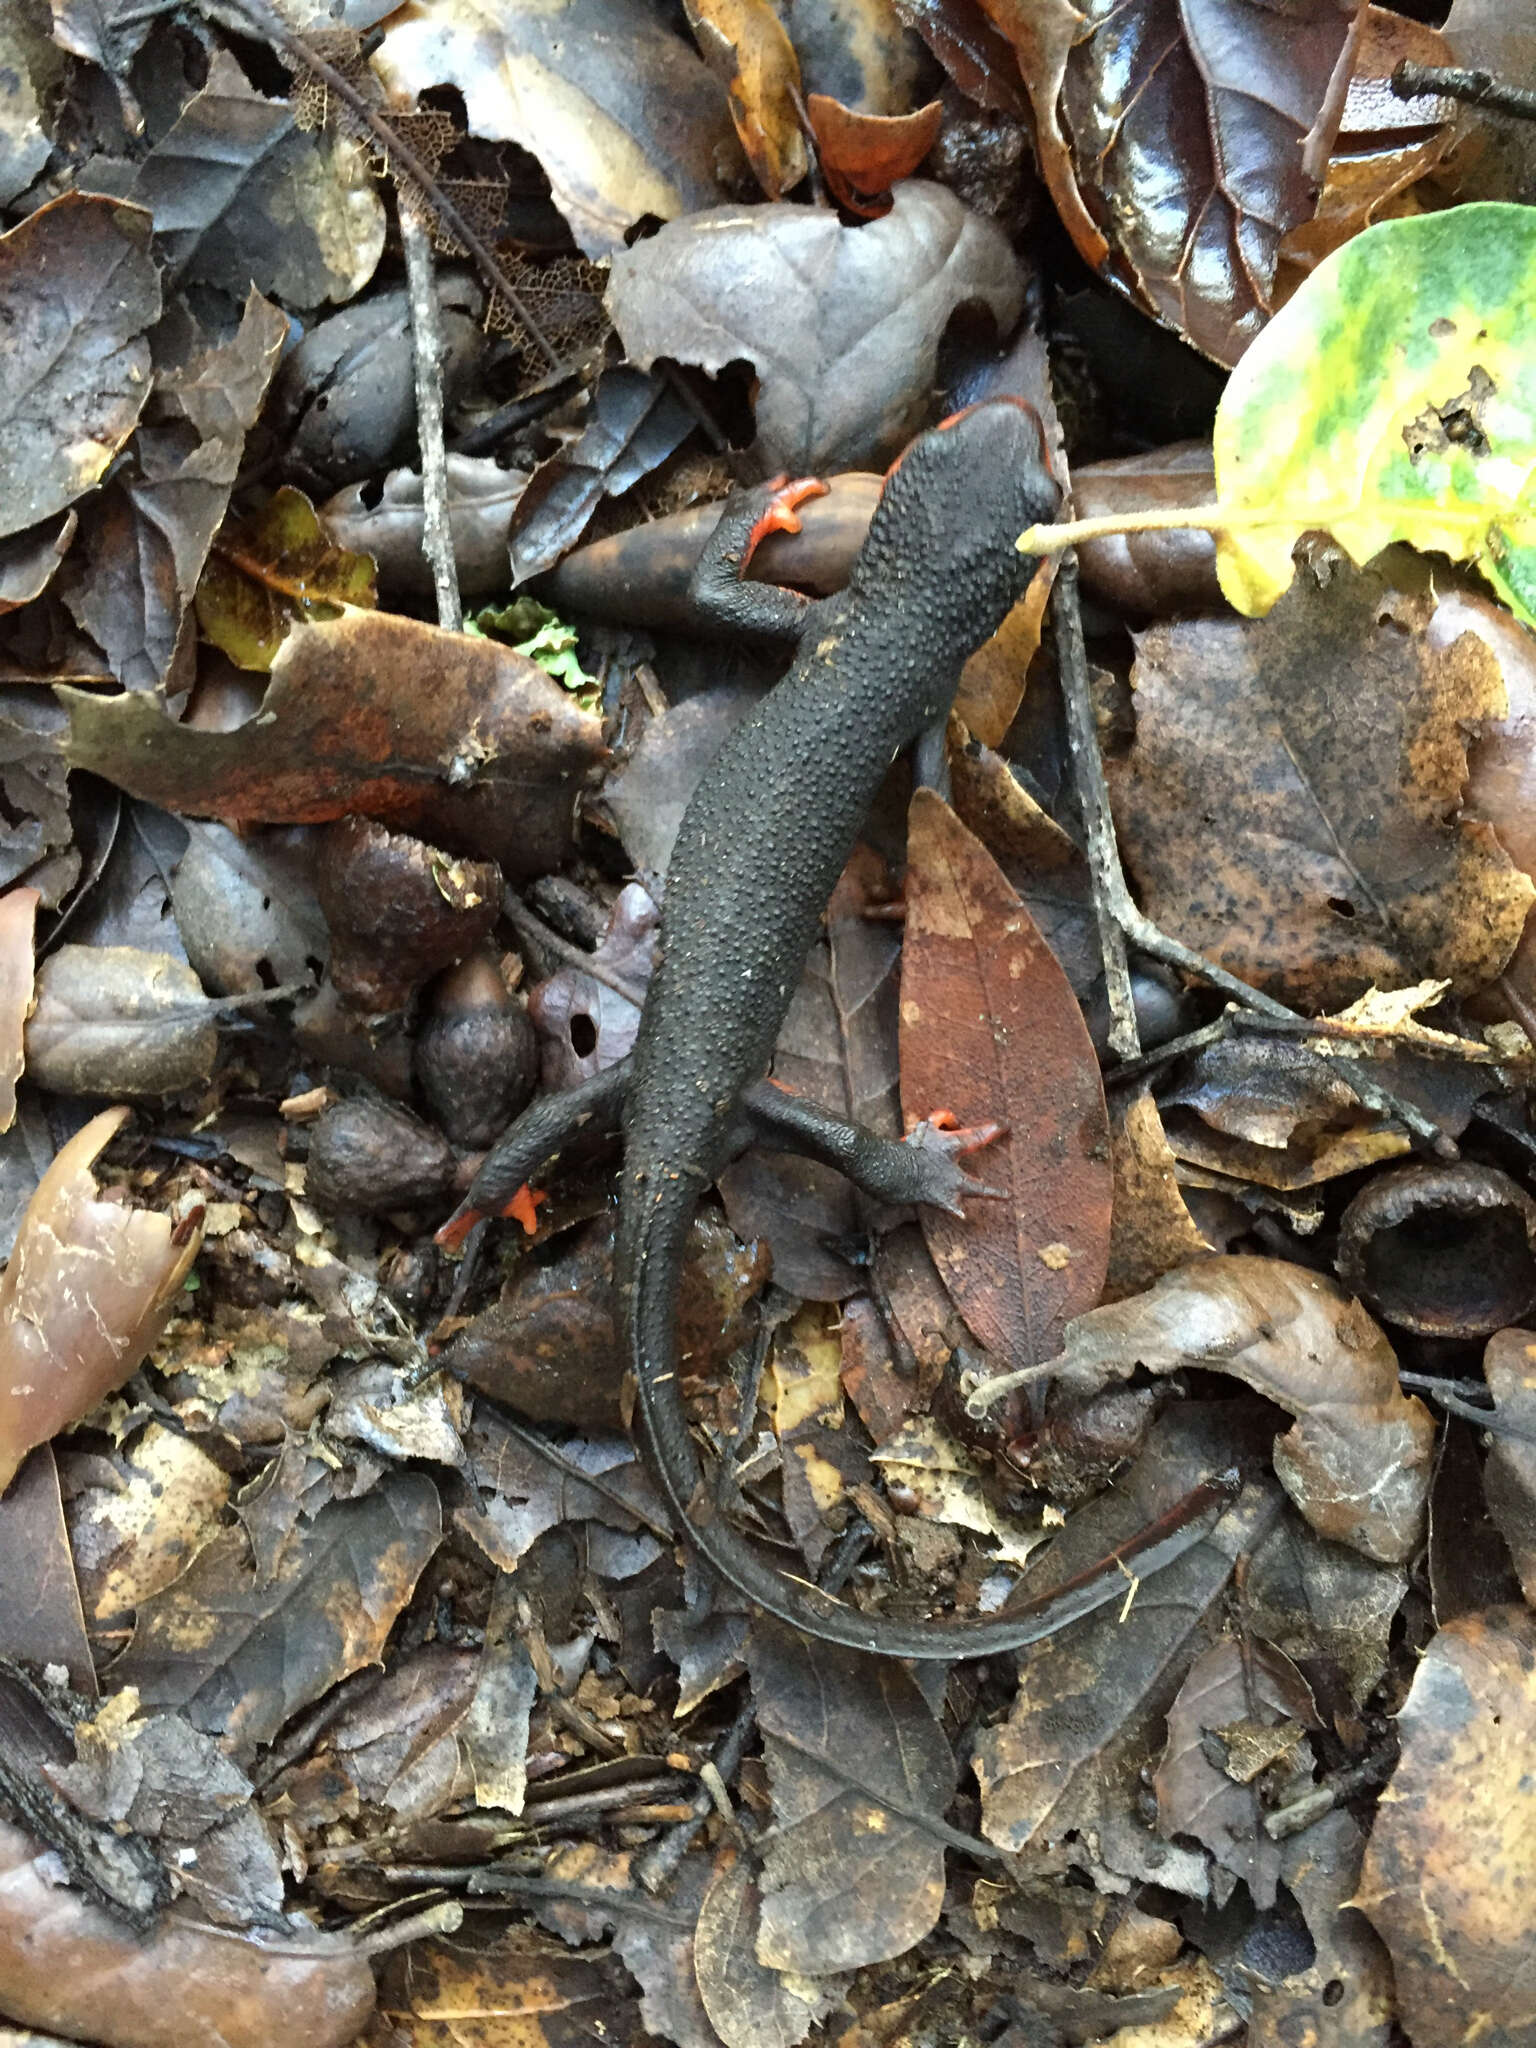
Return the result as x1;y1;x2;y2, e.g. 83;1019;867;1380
688;477;828;640
438;1057;633;1247
744;1082;1003;1216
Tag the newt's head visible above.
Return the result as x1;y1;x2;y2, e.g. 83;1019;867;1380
855;399;1061;635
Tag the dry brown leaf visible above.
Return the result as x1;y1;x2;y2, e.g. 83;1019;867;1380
1105;1087;1211;1301
1358;1607;1536;2048
1035;1255;1432;1563
0;1106;202;1495
1113;559;1535;1011
806;93;942;213
901;789;1110;1376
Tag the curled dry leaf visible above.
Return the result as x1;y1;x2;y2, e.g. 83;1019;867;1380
322;457;529;600
0;1105;202;1495
606;181;1024;474
0;192;160;540
24;945;220;1097
683;0;808;198
806;93;944;214
900;789;1111;1375
1358;1607;1536;2048
0;1817;375;2048
1034;1255;1432;1563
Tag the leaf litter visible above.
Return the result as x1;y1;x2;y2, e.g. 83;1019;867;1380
5;6;1536;2047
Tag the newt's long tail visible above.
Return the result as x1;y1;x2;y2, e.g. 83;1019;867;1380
620;1172;1238;1661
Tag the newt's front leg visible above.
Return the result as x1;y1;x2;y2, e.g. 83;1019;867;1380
745;1082;1003;1214
688;476;830;639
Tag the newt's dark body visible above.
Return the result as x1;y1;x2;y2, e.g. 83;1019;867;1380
450;401;1234;1657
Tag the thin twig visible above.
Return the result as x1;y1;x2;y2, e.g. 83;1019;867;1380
399;204;463;631
210;0;563;369
1398;1371;1536;1447
1052;557;1139;1060
502;892;646;1008
1391;59;1536;122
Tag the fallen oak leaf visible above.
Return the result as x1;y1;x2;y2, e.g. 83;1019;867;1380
58;611;607;877
0;1105;203;1495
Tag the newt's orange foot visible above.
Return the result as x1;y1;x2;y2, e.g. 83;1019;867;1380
744;476;830;567
435;1206;484;1251
504;1182;548;1235
904;1113;1008;1215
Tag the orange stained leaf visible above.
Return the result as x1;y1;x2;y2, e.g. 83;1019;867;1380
806;93;943;215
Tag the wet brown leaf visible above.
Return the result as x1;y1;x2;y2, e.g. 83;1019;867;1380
60;611;607;878
1358;1607;1536;2048
195;485;377;672
112;1468;441;1757
606;181;1024;474
980;0;1361;364
1037;1255;1432;1563
25;945;219;1097
321;457;529;602
59;289;289;694
889;0;1027;116
901;789;1110;1374
118;47;384;309
1154;1636;1319;1909
0;193;160;541
0;1818;375;2048
0;1106;202;1496
0;1447;94;1692
1113;559;1535;1011
1481;1328;1536;1608
374;0;740;258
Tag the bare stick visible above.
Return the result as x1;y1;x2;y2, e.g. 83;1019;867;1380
1392;60;1536;122
400;203;463;632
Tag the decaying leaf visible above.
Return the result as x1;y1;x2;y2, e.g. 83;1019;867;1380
1113;559;1535;1010
1154;1636;1319;1909
321;457;529;600
59;611;607;877
695;1855;845;2048
25;945;220;1097
1025;1255;1432;1563
0;192;160;540
1358;1607;1536;2048
374;0;740;257
0;1106;203;1495
112;1468;442;1755
1480;1328;1536;1608
196;485;378;672
901;790;1110;1374
606;181;1024;473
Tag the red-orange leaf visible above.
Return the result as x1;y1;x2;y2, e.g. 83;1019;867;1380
899;789;1110;1374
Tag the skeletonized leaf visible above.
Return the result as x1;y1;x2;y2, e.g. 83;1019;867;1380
0;1106;203;1496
